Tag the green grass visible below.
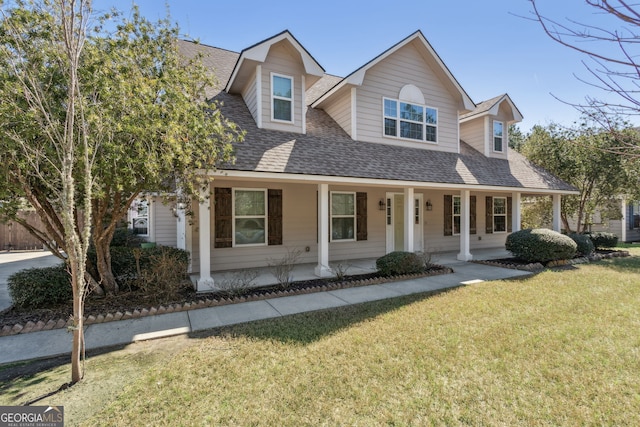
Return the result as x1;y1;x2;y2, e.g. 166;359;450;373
3;246;640;426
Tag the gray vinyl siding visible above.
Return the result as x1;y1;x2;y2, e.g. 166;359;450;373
355;41;459;153
191;181;386;272
460;117;486;155
260;42;305;134
241;69;258;124
489;103;512;160
421;190;512;253
152;200;178;247
323;87;352;138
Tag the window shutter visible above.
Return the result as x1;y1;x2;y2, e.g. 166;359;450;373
444;195;453;236
214;187;232;248
507;196;513;232
268;189;283;246
629;203;635;230
356;192;368;241
470;195;477;235
486;196;493;234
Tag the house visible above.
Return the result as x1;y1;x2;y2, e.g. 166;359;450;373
133;30;577;291
566;198;640;242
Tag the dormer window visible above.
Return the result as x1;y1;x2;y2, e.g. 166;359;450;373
493;121;504;152
383;97;437;143
272;73;293;123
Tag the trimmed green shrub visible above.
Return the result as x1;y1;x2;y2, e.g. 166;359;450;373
8;263;70;309
110;227;145;248
568;233;595;256
376;251;424;276
506;228;577;262
585;231;618;249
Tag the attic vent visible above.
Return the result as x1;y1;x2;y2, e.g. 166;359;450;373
398;84;425;105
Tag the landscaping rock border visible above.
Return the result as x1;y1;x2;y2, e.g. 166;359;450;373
0;265;454;337
472;249;631;272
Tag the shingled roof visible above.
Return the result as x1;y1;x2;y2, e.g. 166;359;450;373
177;40;576;193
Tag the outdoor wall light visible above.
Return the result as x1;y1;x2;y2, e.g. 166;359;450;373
426;199;433;211
379;199;386;210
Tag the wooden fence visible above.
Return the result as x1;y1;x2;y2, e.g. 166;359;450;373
0;211;46;251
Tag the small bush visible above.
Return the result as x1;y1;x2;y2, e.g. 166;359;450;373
376;251;424;276
268;248;302;289
506;228;577;262
135;246;191;302
568;233;595;256
110;228;145;248
585;231;618;249
8;263;70;309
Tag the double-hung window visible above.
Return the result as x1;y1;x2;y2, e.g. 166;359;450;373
331;192;356;241
493;121;504;152
234;189;267;246
130;199;149;236
493;197;507;232
452;196;461;235
272;73;293;122
383;98;437;143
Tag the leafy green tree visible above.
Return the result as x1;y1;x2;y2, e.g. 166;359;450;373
0;4;243;296
80;9;241;294
508;124;525;152
0;0;242;383
522;123;633;233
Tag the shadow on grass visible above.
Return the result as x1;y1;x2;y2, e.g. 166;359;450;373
191;287;459;346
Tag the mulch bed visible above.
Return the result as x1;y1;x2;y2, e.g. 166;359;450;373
473;249;631;272
0;265;453;336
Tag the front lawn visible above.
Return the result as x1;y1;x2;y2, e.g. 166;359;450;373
3;246;640;426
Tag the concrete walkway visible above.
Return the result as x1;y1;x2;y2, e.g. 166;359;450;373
0;260;532;366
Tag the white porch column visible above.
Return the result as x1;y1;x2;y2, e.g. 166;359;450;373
457;189;472;261
621;198;628;243
315;183;332;277
404;187;415;252
512;192;522;232
197;187;214;291
552;194;562;232
176;202;186;250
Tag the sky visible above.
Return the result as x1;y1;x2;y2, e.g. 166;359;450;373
93;0;633;133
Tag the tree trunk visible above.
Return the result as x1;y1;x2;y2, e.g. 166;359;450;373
85;270;104;297
94;237;118;294
70;260;84;383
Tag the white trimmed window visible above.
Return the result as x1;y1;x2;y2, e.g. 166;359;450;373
493;121;504;152
493;196;507;232
383;98;437;143
331;192;356;241
233;189;267;246
130;198;150;236
272;73;293;123
452;196;461;235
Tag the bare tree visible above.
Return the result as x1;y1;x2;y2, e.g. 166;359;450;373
529;0;640;155
0;0;94;384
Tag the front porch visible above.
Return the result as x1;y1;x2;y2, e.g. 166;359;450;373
195;247;512;292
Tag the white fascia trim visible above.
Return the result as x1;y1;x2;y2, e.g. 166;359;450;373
256;65;262;128
350;87;357;140
203;169;579;195
302;75;307;134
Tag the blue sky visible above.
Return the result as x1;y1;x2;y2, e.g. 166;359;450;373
95;0;630;133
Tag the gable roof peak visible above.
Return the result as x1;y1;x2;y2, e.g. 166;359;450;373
225;30;324;93
311;29;475;111
460;93;523;123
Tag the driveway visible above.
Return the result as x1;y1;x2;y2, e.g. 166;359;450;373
0;251;61;312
